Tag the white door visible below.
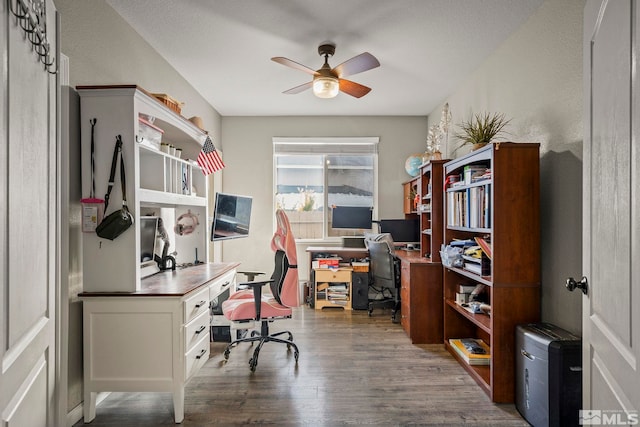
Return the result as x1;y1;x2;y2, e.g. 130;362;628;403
0;1;59;426
581;0;640;422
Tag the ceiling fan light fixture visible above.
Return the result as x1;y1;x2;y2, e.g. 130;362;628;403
313;76;339;98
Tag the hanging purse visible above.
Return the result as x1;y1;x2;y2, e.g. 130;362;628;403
96;135;134;240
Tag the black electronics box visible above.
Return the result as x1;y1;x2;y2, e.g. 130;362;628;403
342;236;365;248
515;323;582;427
210;326;231;342
351;272;370;310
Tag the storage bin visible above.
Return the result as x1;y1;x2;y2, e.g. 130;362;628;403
138;117;164;150
351;262;369;272
152;93;183;114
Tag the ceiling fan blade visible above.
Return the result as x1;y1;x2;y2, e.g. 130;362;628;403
271;57;319;76
282;81;313;94
339;79;372;98
333;52;380;78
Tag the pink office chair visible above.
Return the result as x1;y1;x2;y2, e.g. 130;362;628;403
221;209;300;371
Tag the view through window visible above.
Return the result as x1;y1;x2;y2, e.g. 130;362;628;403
273;137;378;240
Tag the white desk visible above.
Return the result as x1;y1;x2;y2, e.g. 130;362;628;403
80;262;238;424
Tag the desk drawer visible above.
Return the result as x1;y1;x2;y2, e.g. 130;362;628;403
209;269;236;301
185;334;209;381
184;287;209;324
315;269;351;283
184;309;209;352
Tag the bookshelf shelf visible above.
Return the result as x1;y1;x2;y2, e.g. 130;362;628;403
442;143;540;403
419;160;447;261
447;266;492;286
444;341;491;391
445;299;491;333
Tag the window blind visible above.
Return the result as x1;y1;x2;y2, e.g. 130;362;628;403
273;137;379;155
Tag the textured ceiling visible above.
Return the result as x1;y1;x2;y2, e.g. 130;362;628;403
106;0;544;116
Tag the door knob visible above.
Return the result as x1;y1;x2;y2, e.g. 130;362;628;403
565;276;588;295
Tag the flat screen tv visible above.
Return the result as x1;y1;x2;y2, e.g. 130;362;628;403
331;206;373;229
211;193;253;241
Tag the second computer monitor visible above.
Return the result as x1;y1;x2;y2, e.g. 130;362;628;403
379;218;420;246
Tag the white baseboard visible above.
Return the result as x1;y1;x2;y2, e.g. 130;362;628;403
66;392;111;426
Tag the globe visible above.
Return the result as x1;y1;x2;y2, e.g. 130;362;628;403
405;154;423;177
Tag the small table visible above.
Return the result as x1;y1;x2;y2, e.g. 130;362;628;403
313;267;353;310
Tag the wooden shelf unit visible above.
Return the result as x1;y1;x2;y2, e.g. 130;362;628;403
442;142;541;403
419;159;447;260
402;176;420;215
314;268;353;310
77;85;209;292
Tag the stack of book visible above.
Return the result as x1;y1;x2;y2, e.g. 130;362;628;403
449;338;491;365
327;284;349;305
464;164;489;185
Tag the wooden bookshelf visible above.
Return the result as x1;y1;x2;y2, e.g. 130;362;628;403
419;159;447;261
442;143;541;403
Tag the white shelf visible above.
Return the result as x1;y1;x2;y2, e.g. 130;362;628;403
79;85;210;292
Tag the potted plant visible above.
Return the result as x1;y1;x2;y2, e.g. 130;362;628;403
454;112;511;152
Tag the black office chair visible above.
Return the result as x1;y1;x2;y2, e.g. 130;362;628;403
367;240;401;322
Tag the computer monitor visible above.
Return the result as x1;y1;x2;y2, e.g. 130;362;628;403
331;206;373;229
379;218;420;246
140;216;160;277
211;193;253;241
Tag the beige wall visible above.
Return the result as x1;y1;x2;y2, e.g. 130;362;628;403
429;0;584;334
220;116;428;279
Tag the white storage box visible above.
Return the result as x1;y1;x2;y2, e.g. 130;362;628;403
138;117;164;150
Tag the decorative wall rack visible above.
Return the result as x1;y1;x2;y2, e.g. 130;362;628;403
8;0;57;74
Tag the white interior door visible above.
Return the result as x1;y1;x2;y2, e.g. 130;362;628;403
582;0;640;422
0;1;59;426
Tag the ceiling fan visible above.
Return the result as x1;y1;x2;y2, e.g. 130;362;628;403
271;43;380;99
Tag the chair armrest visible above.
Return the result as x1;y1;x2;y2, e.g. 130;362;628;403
238;271;266;282
236;279;274;320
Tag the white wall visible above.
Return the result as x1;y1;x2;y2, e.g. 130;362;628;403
429;0;584;334
220;116;428;279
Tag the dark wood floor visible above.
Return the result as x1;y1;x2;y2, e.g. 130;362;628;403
75;307;529;426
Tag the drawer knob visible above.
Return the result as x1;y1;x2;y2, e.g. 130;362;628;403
195;300;207;308
195;349;207;359
195;325;206;335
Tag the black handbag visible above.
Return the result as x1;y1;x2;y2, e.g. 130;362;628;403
96;135;133;240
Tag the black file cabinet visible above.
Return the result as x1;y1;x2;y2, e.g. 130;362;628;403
515;323;582;427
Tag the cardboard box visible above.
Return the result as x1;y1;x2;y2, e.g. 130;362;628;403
351;262;369;272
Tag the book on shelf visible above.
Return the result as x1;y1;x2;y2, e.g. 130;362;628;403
449;338;491;365
464;165;489;185
463;262;481;275
446;184;491;229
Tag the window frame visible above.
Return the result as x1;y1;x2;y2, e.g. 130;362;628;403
273;137;379;243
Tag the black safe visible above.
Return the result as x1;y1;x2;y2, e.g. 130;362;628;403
515;323;582;427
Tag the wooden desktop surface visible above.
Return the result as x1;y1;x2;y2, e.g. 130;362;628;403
79;261;240;297
307;246;439;264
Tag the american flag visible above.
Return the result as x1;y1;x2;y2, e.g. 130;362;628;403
197;135;225;175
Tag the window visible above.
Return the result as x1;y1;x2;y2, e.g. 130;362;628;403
274;137;378;240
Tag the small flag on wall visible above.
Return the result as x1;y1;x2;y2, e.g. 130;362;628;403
197;135;225;175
